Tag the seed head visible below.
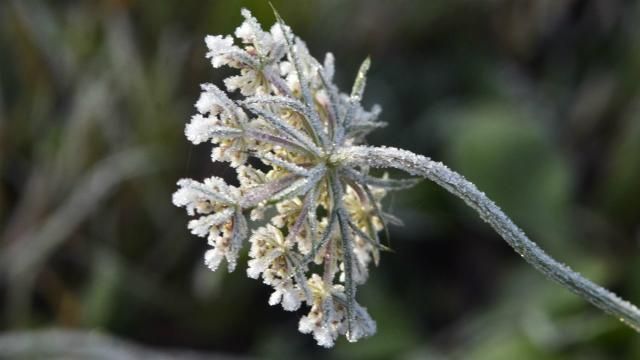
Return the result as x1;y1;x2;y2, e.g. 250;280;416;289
173;8;418;347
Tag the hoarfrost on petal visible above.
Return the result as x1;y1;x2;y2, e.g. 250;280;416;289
281;289;302;311
185;114;219;144
314;327;335;348
204;248;224;272
205;35;236;68
298;315;314;334
246;258;267;279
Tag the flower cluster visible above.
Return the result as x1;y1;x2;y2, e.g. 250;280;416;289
173;8;417;347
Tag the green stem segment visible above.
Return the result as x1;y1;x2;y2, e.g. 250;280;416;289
337;145;640;332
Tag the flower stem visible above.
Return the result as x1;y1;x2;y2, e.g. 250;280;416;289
338;145;640;332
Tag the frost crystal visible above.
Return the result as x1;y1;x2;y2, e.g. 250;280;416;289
173;8;418;346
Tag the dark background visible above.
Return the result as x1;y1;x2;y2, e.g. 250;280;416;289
1;0;640;359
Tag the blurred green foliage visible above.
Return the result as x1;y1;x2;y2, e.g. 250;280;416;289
1;0;640;359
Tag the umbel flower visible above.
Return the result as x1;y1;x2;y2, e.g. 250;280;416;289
173;8;406;346
174;8;640;347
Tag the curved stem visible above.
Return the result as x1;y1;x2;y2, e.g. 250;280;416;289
335;145;640;332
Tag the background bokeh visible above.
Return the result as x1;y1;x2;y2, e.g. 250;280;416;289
2;0;640;359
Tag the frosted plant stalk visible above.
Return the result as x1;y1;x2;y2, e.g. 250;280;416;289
173;8;640;346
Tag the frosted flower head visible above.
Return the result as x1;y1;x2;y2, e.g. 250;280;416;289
173;8;418;346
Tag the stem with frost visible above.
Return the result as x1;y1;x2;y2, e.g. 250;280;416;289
334;145;640;332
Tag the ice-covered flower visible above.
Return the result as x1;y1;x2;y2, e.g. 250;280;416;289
247;225;289;278
173;177;247;272
298;274;343;347
173;7;418;346
297;274;376;347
